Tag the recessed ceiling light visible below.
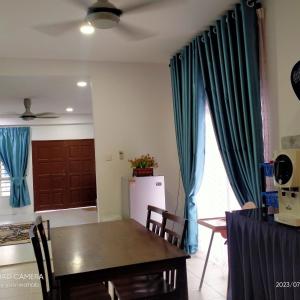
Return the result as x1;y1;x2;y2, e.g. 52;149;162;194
77;81;88;87
66;107;74;112
80;22;95;35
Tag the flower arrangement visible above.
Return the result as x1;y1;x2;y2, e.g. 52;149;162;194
129;154;158;169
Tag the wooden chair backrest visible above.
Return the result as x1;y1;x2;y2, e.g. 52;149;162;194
146;205;167;236
161;212;187;250
160;212;188;289
35;216;54;290
29;225;48;300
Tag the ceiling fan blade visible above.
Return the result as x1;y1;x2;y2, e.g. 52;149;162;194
0;114;21;119
35;112;56;116
36;116;60;119
34;20;82;36
114;22;156;41
121;0;184;14
66;0;91;10
35;113;60;118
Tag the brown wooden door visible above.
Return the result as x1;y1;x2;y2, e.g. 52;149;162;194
32;139;97;211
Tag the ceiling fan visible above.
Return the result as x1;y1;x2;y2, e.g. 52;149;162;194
35;0;183;40
19;98;59;121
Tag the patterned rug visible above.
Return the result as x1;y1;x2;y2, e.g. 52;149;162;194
0;220;49;246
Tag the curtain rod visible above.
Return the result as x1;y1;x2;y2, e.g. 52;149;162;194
169;0;261;62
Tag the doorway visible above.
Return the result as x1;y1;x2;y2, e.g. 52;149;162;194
32;139;96;211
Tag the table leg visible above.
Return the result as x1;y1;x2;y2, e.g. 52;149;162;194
176;259;189;300
59;279;71;300
199;231;215;291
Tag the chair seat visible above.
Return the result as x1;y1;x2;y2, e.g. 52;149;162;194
70;282;111;300
113;273;163;286
47;282;111;300
51;272;109;298
114;275;174;300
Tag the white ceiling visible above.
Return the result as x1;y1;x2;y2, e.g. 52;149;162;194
0;0;237;125
0;76;93;125
0;0;238;63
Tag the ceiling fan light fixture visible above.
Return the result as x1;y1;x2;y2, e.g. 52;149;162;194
80;22;95;35
21;116;35;121
77;81;88;87
87;12;120;29
86;0;122;29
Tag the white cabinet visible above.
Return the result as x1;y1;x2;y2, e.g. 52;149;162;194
122;176;166;226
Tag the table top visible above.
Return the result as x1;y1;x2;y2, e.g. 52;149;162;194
197;217;227;231
51;219;189;279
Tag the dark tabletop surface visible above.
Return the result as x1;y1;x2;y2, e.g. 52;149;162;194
51;219;189;278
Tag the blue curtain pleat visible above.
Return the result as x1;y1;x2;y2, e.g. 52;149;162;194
0;128;31;207
169;0;264;252
196;1;264;206
170;39;206;254
198;31;247;202
241;0;264;202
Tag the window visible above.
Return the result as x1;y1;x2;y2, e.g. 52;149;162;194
0;162;10;197
197;105;239;269
197;105;240;218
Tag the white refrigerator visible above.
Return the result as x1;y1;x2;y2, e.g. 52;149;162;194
122;176;166;226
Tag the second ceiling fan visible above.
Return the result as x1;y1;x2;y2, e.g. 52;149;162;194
19;98;59;121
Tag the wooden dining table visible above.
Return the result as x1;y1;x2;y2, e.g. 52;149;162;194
51;219;190;300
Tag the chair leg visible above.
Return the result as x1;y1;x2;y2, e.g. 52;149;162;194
199;231;215;291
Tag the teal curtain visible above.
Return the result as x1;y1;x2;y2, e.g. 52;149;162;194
0;128;31;207
170;39;206;254
197;0;264;206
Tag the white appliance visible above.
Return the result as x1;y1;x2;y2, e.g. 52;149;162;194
273;149;300;188
273;149;300;226
121;176;166;226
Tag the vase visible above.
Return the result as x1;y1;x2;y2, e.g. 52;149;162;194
132;168;153;177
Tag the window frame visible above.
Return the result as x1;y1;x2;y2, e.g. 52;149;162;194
0;161;11;197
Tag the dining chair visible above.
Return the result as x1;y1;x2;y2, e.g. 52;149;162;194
159;211;188;294
113;211;187;300
112;205;166;299
30;224;112;300
35;216;56;290
35;215;107;291
160;211;187;250
146;205;167;235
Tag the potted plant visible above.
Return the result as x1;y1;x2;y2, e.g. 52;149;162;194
129;154;158;177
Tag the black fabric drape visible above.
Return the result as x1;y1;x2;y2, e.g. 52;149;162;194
226;210;300;300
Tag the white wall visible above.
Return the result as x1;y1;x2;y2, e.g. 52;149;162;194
30;124;94;141
90;64;181;220
0;59;181;220
0;124;94;216
264;0;300;149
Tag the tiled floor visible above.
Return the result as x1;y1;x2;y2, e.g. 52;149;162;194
0;208;227;300
187;252;227;300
